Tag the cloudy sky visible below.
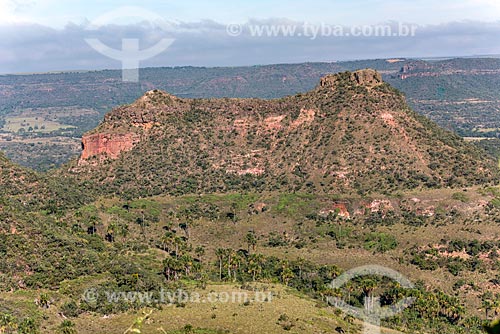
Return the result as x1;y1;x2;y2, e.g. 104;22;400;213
1;0;500;73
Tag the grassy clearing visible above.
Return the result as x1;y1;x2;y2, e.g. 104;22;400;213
1;106;98;134
275;193;318;216
0;284;360;334
71;284;355;334
179;193;259;210
3;116;75;133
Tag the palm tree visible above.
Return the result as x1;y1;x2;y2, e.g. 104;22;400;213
118;222;129;242
345;282;355;305
224;249;234;280
230;251;242;281
179;221;190;239
106;222;117;242
173;236;185;258
195;246;205;263
245;231;258;253
230;202;238;224
163;257;183;281
248;254;264;281
180;254;194;276
160;231;175;253
361;278;377;310
215;248;225;280
280;261;294;286
136;215;147;240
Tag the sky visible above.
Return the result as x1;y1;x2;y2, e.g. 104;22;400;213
1;0;500;73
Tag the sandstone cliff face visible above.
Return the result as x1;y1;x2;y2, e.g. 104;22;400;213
78;90;171;163
319;202;351;219
80;133;140;161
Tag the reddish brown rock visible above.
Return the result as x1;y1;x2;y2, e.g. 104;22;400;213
320;69;382;88
319;202;351;219
80;133;140;161
249;202;268;214
350;69;382;86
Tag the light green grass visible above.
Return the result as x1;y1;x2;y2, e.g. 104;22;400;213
3;116;75;133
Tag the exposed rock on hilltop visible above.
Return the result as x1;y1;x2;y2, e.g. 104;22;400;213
320;69;382;88
351;68;383;86
71;70;498;198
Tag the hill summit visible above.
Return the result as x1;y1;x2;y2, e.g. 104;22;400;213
69;69;498;198
320;68;382;88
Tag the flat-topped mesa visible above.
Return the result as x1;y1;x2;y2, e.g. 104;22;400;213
319;69;383;89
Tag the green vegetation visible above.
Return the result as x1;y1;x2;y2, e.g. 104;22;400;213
363;232;398;253
1;65;500;333
1;184;500;333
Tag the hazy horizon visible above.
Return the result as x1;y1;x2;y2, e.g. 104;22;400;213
2;0;500;74
2;53;500;76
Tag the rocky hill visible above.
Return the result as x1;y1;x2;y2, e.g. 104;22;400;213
2;58;500;171
67;69;498;198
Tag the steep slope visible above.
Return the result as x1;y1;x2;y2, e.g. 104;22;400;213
68;69;498;198
0;150;87;213
0;152;40;198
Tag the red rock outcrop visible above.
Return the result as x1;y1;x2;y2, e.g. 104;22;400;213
319;202;351;219
80;133;140;161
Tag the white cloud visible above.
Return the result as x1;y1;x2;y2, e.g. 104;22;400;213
0;0;16;22
1;19;499;74
469;0;500;8
0;0;43;24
